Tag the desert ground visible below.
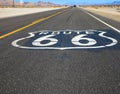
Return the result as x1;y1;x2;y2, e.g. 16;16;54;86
82;6;120;22
0;7;63;19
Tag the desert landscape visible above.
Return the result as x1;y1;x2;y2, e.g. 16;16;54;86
82;5;120;22
0;0;64;19
0;0;120;22
0;8;64;19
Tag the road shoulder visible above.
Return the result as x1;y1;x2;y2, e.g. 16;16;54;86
0;7;63;19
81;7;120;22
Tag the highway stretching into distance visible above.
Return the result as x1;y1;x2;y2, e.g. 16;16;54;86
0;7;120;94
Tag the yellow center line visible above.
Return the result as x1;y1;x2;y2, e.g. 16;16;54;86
0;9;66;39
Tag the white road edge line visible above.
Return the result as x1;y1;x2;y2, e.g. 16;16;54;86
81;9;120;33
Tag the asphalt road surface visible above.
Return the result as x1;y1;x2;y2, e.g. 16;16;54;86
0;7;120;94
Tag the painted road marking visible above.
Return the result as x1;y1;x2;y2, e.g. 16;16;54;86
0;10;66;39
12;30;118;50
82;9;120;33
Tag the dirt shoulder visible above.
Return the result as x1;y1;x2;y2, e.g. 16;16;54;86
82;7;120;22
0;7;63;19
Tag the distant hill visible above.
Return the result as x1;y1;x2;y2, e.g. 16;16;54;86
0;0;60;6
36;1;58;6
0;0;13;5
25;1;61;7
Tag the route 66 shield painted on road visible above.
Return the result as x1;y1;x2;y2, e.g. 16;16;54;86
12;30;118;50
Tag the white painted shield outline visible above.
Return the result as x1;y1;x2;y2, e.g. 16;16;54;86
12;30;118;50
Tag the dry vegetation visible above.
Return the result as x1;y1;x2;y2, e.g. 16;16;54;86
0;5;62;8
80;5;120;10
0;0;62;8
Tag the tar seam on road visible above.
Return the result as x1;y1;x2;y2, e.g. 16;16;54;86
0;9;67;39
81;9;120;33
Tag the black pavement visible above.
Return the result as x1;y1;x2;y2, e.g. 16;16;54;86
0;7;120;94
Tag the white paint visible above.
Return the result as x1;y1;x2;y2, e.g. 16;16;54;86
82;9;120;33
12;30;118;50
32;34;58;46
71;34;97;46
39;32;49;35
63;31;72;35
99;32;118;47
51;31;60;35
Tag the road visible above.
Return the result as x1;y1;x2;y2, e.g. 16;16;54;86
0;7;120;94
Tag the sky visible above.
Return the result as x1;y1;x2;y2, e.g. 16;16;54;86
16;0;119;5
